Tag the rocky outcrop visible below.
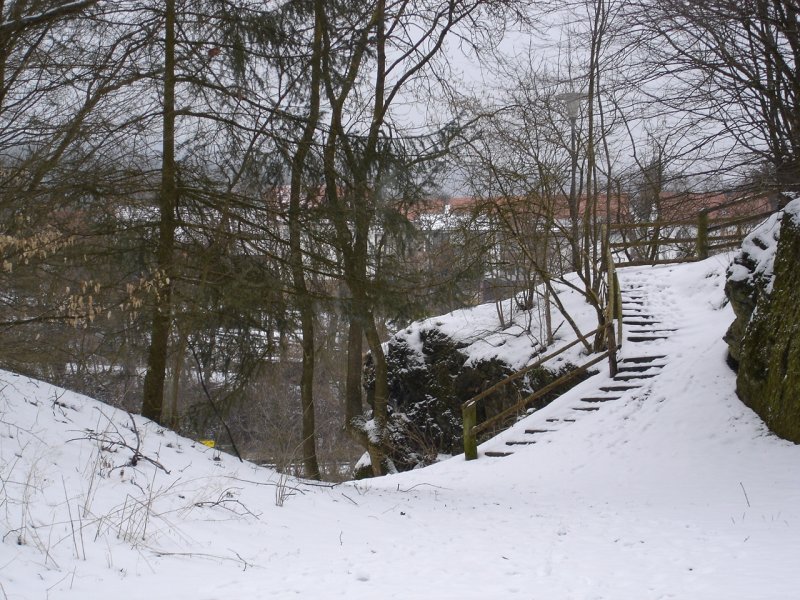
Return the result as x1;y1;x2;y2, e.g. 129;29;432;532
724;209;783;366
725;195;800;442
365;325;584;472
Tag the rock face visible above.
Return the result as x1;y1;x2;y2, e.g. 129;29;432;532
725;196;800;442
724;210;783;366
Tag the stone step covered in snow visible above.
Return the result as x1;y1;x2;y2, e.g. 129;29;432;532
474;280;676;457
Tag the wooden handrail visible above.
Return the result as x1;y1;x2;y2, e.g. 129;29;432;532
611;218;696;230
472;350;610;437
461;323;609;411
610;236;702;248
461;332;616;460
614;257;700;268
611;215;757;232
708;240;746;251
707;233;751;244
609;197;776;266
697;210;709;258
463;319;618;460
607;243;622;372
704;194;769;215
707;210;774;233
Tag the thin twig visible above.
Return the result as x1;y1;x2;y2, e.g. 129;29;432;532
396;482;451;493
126;412;142;463
226;476;310;494
739;481;751;508
76;502;86;560
194;489;261;518
150;549;251;567
189;344;243;462
61;477;80;559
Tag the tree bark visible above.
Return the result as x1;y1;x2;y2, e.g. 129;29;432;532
345;319;363;424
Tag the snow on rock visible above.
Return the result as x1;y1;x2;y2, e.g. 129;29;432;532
392;275;599;372
727;195;800;295
724;196;800;367
727;210;782;294
731;194;800;442
783;194;800;224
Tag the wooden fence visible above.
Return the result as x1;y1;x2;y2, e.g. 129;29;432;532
609;195;774;267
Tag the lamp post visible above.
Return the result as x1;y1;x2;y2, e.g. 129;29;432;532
557;92;583;270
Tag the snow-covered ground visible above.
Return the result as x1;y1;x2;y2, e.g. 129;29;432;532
2;254;799;599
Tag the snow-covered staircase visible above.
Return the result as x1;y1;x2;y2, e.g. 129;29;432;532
478;277;676;458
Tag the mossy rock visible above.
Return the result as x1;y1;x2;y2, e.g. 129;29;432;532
736;208;800;442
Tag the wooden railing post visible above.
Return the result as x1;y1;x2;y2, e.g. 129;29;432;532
696;209;709;259
606;322;618;378
604;242;620;378
463;401;477;460
614;271;623;345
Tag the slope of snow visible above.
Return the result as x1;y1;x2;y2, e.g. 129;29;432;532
2;254;799;599
395;273;601;371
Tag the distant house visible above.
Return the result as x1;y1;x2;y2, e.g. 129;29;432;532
407;189;776;301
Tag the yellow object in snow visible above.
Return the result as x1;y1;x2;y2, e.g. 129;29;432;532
199;439;215;448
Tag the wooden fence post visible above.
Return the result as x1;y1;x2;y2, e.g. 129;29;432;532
605;238;621;377
614;271;623;344
606;323;618;378
696;209;709;259
463;401;478;460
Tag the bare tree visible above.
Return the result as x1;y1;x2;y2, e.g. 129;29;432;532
312;0;527;475
628;0;800;190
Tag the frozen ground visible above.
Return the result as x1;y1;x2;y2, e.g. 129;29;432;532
2;255;799;599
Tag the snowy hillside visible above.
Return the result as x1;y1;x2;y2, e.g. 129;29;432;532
2;255;800;600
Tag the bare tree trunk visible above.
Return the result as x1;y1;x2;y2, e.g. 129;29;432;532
360;303;392;475
164;323;188;430
286;0;324;480
584;0;608;352
345;319;363;425
142;0;177;424
297;307;320;479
